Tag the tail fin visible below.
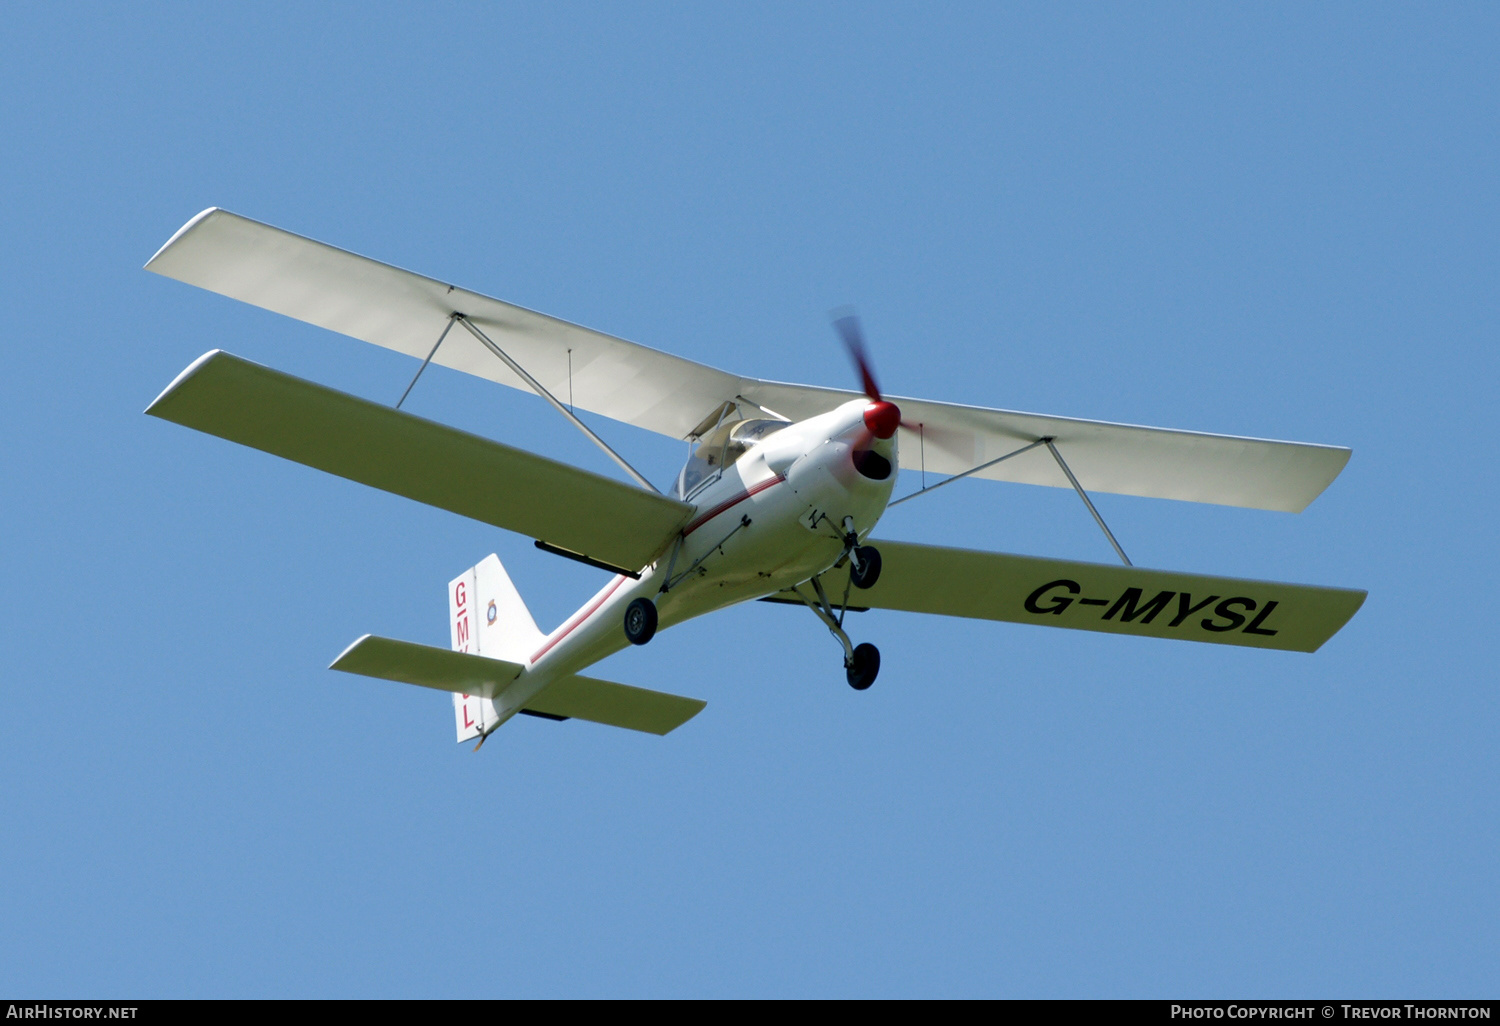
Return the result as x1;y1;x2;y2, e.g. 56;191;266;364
449;554;545;743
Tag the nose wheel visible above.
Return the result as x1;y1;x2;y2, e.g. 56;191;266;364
837;518;882;591
848;545;882;590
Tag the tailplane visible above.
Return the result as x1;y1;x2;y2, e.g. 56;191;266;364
330;635;705;735
330;553;706;744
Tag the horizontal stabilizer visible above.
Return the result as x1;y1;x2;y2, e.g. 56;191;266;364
824;541;1366;653
523;675;706;735
331;635;705;734
331;635;522;698
146;350;692;571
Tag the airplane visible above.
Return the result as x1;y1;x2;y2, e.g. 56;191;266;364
143;208;1366;749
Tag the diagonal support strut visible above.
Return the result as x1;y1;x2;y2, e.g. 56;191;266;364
454;314;661;494
395;314;458;410
889;438;1049;507
1045;438;1131;567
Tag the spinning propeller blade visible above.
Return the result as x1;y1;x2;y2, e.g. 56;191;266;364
831;309;901;445
832;309;882;402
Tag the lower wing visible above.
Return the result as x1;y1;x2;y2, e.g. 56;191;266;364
146;350;693;574
808;540;1365;653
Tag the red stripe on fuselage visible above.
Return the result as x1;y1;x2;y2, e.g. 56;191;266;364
530;574;628;663
528;475;785;664
682;474;786;537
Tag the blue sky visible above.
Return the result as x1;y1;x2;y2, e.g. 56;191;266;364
1;2;1495;997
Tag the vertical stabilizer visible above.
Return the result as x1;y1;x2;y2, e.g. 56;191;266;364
449;555;545;743
473;554;545;661
449;565;488;742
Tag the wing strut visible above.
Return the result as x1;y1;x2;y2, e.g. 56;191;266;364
395;314;458;410
886;430;1134;566
889;438;1049;507
1046;438;1132;567
454;314;662;494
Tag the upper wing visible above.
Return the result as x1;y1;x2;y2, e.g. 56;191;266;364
146;350;693;572
147;208;1350;512
748;384;1351;513
146;207;745;440
831;540;1366;652
331;635;705;734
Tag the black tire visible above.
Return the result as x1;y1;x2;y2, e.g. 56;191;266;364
623;597;657;645
849;545;882;590
846;642;880;690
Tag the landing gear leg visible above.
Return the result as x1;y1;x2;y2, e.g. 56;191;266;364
795;574;881;691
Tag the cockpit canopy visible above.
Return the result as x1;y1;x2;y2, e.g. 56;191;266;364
674;418;788;499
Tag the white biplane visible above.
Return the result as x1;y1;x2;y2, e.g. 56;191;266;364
145;209;1366;748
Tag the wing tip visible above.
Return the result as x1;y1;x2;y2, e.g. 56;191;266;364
144;206;225;270
1282;446;1354;513
143;349;229;416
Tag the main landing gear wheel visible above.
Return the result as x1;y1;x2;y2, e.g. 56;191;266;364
849;545;882;590
845;642;880;690
623;597;657;645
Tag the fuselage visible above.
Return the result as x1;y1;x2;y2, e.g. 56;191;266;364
488;399;897;727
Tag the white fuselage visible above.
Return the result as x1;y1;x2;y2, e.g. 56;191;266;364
489;399;897;726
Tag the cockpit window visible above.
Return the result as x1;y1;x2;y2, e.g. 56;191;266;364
674;418;788;499
731;419;789;444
